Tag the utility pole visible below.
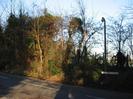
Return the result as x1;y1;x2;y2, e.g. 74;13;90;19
118;29;122;52
101;17;107;70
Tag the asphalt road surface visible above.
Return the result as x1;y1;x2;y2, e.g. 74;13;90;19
0;72;133;99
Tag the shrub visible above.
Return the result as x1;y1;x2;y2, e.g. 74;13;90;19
48;60;61;76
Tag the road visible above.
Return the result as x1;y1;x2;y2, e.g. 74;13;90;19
0;73;133;99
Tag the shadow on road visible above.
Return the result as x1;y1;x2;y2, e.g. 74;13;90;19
55;85;88;99
0;73;25;97
54;84;133;99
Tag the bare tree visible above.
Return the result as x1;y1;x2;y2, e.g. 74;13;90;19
73;0;102;62
108;15;129;53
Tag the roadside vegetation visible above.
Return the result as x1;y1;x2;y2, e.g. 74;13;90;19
0;0;133;92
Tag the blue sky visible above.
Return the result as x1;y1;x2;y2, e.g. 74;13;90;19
0;0;132;20
25;0;130;18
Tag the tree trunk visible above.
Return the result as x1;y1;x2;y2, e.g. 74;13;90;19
36;33;43;76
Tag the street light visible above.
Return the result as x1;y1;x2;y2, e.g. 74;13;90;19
101;17;107;67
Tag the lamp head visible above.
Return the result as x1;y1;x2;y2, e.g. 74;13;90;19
101;17;105;22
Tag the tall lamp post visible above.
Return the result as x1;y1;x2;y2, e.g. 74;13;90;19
101;17;107;67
